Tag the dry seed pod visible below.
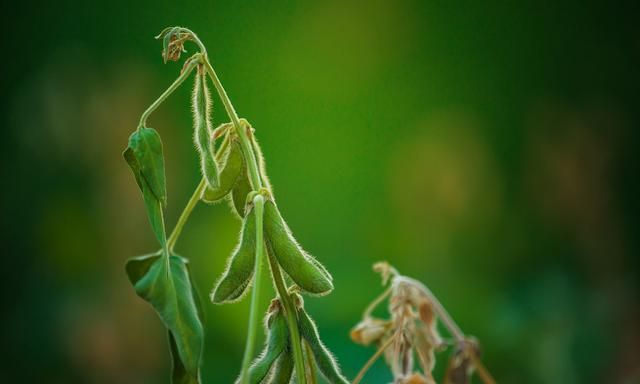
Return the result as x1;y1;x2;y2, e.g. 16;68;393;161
263;200;333;295
240;306;289;384
192;69;219;188
202;138;244;203
350;317;391;346
297;308;349;384
444;339;480;384
210;205;256;304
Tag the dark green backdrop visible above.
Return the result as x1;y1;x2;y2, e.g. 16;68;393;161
1;1;638;383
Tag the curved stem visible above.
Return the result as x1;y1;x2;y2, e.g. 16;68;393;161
239;194;265;384
138;54;200;129
362;286;392;319
352;332;397;384
398;276;465;341
166;179;206;252
166;135;229;252
201;59;262;191
266;249;307;384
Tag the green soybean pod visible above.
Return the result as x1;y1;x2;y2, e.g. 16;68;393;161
202;139;244;203
269;347;293;384
263;200;333;295
192;69;219;188
230;162;253;218
210;206;256;304
298;309;349;384
243;311;289;384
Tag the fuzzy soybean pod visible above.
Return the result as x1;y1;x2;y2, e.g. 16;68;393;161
210;206;256;304
192;69;219;188
202;138;244;203
263;200;333;295
298;308;350;384
229;157;252;218
268;346;293;384
241;310;289;384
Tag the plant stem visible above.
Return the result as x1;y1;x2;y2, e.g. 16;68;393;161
352;331;397;384
166;178;206;252
399;276;465;341
167;135;229;252
197;40;306;384
266;249;307;384
239;194;265;384
201;59;262;191
138;54;200;129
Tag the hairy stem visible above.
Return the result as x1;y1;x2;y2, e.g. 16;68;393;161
167;135;229;252
201;59;262;191
266;250;307;384
239;194;266;384
138;54;200;129
166;179;206;252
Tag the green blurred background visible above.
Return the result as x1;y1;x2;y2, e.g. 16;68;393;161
2;1;639;383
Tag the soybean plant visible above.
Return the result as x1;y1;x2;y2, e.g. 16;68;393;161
350;263;496;384
123;27;348;384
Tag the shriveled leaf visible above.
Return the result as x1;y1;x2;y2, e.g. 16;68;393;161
263;200;333;295
210;206;257;304
126;254;204;383
298;308;349;384
125;127;167;205
202;139;244;203
444;340;479;384
350;317;391;346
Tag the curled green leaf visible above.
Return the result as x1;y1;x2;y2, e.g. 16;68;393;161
298;308;349;384
124;127;167;205
202;138;244;203
193;69;219;188
123;128;168;244
241;306;289;384
126;253;204;383
210;206;257;304
263;200;333;295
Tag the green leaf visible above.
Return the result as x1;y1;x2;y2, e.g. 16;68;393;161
169;331;199;384
125;148;163;244
125;127;167;206
126;253;204;383
193;70;219;188
298;308;349;384
242;309;289;384
202;139;244;203
263;200;333;295
210;206;257;304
